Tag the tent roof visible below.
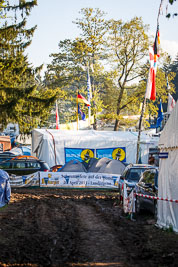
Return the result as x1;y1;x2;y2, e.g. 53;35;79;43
32;129;158;153
159;101;178;149
59;160;87;172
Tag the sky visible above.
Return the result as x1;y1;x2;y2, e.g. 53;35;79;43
25;0;178;73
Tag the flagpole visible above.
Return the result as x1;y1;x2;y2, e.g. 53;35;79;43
136;93;147;164
77;91;79;130
87;64;91;128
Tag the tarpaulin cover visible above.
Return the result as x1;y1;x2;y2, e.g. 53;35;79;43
32;129;159;168
0;170;11;208
158;101;178;232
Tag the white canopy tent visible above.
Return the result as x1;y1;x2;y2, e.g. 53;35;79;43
157;101;178;232
32;129;158;168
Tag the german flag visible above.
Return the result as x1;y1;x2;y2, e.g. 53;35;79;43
77;92;91;107
153;25;160;61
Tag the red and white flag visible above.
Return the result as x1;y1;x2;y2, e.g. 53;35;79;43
56;101;60;129
167;93;176;113
145;47;156;100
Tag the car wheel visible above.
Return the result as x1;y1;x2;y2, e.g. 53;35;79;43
135;196;141;214
154;201;158;220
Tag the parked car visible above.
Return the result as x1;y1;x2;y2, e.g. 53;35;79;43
0;156;50;176
0;151;17;162
135;168;158;217
119;164;156;202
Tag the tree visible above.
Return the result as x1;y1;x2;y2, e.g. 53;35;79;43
74;8;107;129
45;8;108;127
0;1;59;134
107;17;149;131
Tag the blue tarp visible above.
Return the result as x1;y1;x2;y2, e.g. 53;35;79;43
0;169;11;208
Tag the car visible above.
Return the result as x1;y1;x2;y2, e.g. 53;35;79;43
119;163;156;202
0;151;17;162
135;168;158;217
0;156;50;176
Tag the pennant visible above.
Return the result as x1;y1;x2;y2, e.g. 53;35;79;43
156;99;163;128
167;93;176;113
77;92;91;107
78;104;86;121
56;101;60;129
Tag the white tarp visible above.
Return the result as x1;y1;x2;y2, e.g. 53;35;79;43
32;129;159;168
158;101;178;232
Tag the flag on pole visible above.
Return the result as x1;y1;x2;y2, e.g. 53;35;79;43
56;101;59;129
166;76;171;90
145;47;156;100
145;24;161;101
167;93;176;113
87;68;92;102
153;24;160;60
78;104;86;121
77;92;91;107
156;99;163;128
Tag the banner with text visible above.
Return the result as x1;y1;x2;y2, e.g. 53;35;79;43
40;172;120;189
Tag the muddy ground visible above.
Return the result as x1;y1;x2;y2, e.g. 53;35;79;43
0;188;178;267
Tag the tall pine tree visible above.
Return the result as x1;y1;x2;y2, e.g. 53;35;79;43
0;1;58;134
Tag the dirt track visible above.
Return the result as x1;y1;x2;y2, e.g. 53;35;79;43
0;188;178;267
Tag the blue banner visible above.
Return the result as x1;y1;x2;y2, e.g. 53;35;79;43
96;147;126;162
65;148;95;163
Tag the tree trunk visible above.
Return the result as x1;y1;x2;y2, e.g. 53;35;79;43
114;85;125;131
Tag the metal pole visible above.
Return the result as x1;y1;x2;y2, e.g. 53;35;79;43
136;95;147;163
77;91;79;130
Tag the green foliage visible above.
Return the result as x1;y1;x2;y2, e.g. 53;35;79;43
0;1;59;134
45;7;177;131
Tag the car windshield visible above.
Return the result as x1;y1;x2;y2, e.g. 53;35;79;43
127;168;150;181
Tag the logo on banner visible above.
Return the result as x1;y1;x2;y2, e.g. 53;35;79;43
22;176;26;184
81;149;94;161
112;148;126;161
44;177;49;185
64;176;70;184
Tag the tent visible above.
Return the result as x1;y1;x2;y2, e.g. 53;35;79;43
59;160;87;172
157;101;178;232
86;157;126;175
32;129;159;168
